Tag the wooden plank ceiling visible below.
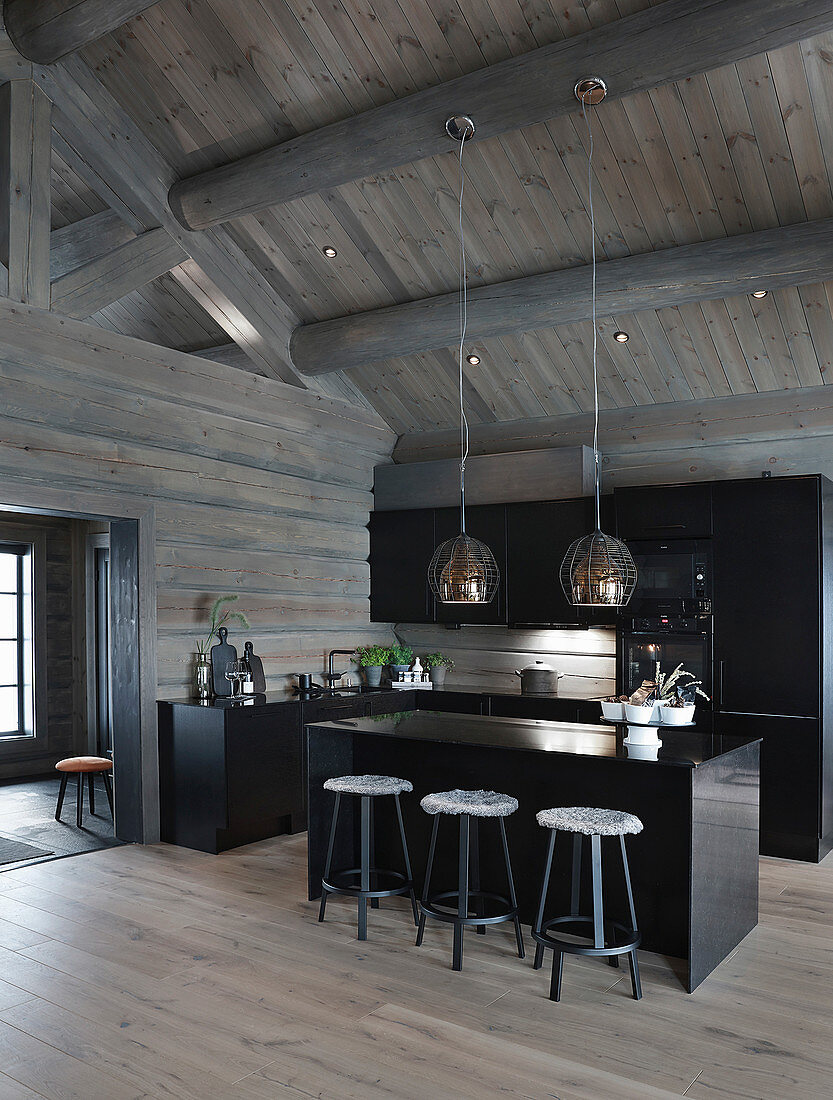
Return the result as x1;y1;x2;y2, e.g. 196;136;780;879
51;0;833;433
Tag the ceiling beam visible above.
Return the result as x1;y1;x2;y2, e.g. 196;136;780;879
50;209;135;279
4;1;159;65
51;226;186;317
167;0;833;232
291;217;833;376
35;55;307;386
392;385;833;464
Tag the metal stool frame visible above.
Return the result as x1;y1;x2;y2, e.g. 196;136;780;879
416;812;525;971
532;829;642;1001
318;790;419;941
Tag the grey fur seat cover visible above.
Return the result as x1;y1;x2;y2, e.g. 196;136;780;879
323;774;413;796
536;806;643;836
420;789;518;817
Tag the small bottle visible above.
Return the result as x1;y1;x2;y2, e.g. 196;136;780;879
241;645;255;694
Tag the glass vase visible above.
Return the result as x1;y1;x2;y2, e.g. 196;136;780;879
194;655;212;701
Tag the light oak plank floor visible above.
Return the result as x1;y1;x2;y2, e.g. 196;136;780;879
0;836;827;1098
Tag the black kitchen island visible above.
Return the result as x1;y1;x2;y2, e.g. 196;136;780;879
306;711;760;992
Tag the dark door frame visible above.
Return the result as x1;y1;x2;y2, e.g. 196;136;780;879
0;487;157;844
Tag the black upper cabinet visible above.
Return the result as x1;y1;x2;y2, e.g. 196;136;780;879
615;484;713;540
506;498;588;625
712;477;821;718
433;504;507;624
369;509;434;623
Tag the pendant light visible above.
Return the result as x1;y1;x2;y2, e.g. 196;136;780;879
559;79;637;608
427;115;500;605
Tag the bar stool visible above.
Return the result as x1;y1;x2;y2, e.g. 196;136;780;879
318;774;419;941
55;757;114;827
416;789;525;971
532;806;643;1001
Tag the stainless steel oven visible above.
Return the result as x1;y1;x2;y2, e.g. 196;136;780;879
626;539;711;617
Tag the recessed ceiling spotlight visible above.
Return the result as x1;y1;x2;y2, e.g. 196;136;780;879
466;353;481;365
322;245;338;258
613;331;629;343
751;289;768;299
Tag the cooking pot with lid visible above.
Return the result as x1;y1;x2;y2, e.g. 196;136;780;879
514;661;564;695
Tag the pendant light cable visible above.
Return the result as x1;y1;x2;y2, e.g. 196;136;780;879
457;130;470;534
580;90;601;533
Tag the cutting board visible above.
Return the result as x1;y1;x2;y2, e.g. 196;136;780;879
210;627;237;696
244;641;267;693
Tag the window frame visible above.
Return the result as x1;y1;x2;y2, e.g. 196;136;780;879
0;542;32;740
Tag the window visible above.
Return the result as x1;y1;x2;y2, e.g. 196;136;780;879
0;543;33;739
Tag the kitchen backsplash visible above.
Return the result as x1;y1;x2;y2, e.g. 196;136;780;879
394;624;616;697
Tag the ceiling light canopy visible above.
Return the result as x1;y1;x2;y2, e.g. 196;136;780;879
427;114;499;606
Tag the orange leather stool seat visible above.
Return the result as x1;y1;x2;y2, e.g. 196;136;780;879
55;756;113;774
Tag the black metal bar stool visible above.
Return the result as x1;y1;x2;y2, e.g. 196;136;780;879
318;774;419;941
532;806;643;1001
416;788;525;971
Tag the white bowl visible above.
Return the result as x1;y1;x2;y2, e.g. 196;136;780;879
624;702;657;725
658;703;696;726
600;700;625;721
624;725;661;746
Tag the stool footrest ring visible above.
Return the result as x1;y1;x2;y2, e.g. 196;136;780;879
532;915;641;957
420;889;518;927
322;867;413;900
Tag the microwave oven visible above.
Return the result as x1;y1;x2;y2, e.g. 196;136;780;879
625;539;712;616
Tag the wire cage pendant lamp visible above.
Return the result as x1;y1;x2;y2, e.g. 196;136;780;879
559;79;637;608
428;115;500;605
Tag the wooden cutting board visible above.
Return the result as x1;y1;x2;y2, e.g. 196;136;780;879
210;627;237;696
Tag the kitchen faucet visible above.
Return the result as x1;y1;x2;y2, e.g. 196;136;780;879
324;649;360;693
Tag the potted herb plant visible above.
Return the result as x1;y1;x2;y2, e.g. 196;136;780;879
387;643;414;679
194;595;250;699
424;652;454;687
354;644;390;688
655;662;710;725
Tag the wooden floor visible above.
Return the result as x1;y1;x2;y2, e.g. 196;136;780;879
0;838;827;1100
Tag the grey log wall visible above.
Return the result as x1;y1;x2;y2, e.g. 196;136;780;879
0;297;395;699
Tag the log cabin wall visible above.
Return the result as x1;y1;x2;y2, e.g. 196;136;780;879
0;297;396;701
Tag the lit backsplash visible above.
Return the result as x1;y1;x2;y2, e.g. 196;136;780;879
393;624;616;698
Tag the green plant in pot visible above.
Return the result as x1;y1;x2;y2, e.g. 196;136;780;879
387;643;413;678
424;652;454;687
354;644;390;688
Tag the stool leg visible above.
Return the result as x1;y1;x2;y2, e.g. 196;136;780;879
368;796;378;909
88;774;96;815
621;835;641;997
470;818;485;934
533;829;556;971
55;774;68;822
570;833;582;916
628;949;643;1001
549;950;564;1002
358;795;370;941
499;817;525;959
76;773;83;828
590;833;604;950
394;794;419;927
318;792;341;923
103;771;114;819
416;814;440;947
453;814;470;971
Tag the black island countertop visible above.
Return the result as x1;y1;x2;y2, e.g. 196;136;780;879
309;710;754;768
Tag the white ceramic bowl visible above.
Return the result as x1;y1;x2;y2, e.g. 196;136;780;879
624;741;661;760
624;702;657;725
600;700;625;721
624;724;661;746
658;703;696;725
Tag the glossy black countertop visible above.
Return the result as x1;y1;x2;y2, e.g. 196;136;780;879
306;710;759;768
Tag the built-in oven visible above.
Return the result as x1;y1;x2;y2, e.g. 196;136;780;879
626;538;712;617
618;615;713;721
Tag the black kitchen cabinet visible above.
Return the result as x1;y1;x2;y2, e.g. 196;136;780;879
415;690;486;715
369;508;435;623
433;504;507;624
714;712;823;861
505;496;616;626
615;483;713;540
300;695;369;724
712;477;822;719
488;694;581;722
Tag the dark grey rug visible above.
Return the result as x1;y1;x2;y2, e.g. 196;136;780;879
0;836;53;865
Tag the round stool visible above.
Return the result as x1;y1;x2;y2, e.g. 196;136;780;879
416;789;525;972
55;757;114;828
532;806;643;1002
319;775;419;941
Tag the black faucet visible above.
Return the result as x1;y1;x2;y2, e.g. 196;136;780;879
324;649;361;693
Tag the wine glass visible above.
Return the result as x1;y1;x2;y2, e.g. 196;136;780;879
225;660;240;697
